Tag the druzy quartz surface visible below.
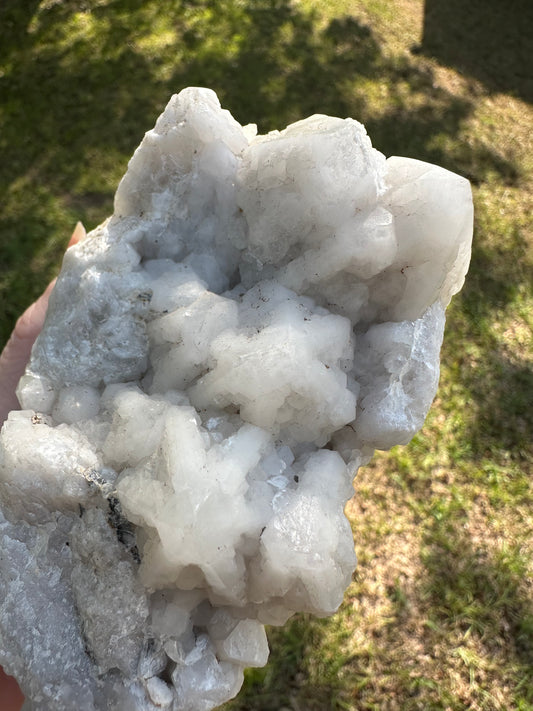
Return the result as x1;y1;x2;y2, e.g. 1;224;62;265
0;88;473;710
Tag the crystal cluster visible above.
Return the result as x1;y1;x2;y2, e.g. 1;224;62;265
0;88;473;710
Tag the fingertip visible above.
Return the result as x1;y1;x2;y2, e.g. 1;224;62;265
68;221;86;247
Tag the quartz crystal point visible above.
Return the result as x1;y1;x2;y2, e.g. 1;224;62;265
0;88;473;710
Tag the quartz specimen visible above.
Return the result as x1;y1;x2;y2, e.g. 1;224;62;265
0;88;473;710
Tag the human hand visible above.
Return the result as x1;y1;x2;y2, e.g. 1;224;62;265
0;222;85;709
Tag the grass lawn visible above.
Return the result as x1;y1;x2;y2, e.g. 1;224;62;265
1;1;532;709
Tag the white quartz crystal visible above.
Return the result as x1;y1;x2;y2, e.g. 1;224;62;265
0;88;473;710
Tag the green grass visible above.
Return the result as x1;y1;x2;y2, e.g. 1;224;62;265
1;1;532;709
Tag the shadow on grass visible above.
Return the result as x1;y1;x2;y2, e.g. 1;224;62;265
442;218;533;462
449;330;533;462
0;0;522;345
344;509;533;709
462;233;532;319
0;0;42;61
422;521;533;673
420;0;533;104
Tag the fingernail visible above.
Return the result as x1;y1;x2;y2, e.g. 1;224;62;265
69;221;87;246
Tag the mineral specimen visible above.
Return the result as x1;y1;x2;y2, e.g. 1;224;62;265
0;88;473;710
